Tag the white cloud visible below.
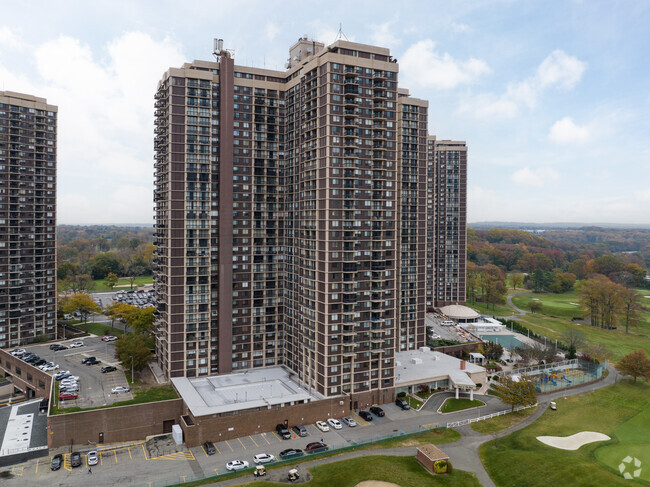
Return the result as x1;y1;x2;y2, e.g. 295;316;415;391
369;21;400;48
459;50;587;119
511;167;559;187
400;39;490;90
0;31;185;223
450;22;471;34
265;22;280;41
635;189;650;204
0;26;24;52
548;117;592;145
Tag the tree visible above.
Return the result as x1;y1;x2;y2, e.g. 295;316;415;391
549;272;576;294
60;293;101;323
115;333;153;373
125;260;145;290
568;259;587;280
492;375;537;411
60;273;96;294
88;252;123;280
511;273;524;290
125;307;155;335
620;288;645;334
105;302;138;329
482;341;504;361
616;350;650;383
529;301;543;313
578;275;626;329
104;272;119;291
562;328;585;351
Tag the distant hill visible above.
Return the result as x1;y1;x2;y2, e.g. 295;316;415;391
470;222;650;231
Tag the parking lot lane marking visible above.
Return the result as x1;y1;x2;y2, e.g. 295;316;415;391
213;443;221;455
249;435;258;447
11;466;23;476
114;450;118;463
261;433;271;445
202;445;209;457
35;458;40;474
180;476;186;483
237;437;246;450
224;440;234;453
142;444;149;460
272;431;283;441
100;451;103;465
128;447;132;460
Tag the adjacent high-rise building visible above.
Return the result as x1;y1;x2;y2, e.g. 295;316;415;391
0;92;57;348
426;137;467;308
153;38;465;404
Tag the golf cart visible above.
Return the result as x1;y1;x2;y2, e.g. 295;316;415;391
550;401;557;411
254;465;267;477
288;468;300;481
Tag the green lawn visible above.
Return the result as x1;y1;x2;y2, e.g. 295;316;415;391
406;395;423;409
233;456;481;487
92;275;153;291
73;322;125;337
471;406;538;434
441;398;484;413
50;385;178;415
467;300;514;317
480;380;650;487
511;290;585;320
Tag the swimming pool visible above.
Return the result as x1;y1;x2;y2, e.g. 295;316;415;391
480;334;525;349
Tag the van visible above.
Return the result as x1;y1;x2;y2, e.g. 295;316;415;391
292;425;308;437
441;321;455;326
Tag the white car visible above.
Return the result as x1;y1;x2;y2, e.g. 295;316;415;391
101;335;118;342
341;416;357;427
11;349;26;356
87;450;98;466
40;363;59;371
327;418;342;430
70;341;84;348
315;421;330;432
111;386;130;394
226;460;249;471
253;453;275;464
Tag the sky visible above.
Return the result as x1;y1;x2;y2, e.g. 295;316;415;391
1;0;649;225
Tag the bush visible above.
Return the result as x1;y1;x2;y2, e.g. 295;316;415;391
433;460;448;474
417;384;430;394
397;391;406;398
447;460;453;473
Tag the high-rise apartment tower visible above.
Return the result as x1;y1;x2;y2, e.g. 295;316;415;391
153;39;464;404
0;92;57;348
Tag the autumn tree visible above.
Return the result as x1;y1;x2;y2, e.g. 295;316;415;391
492;375;537;411
105;302;138;329
511;273;524;290
115;333;154;373
125;307;155;335
60;293;101;323
529;301;543;313
60;273;96;294
616;350;650;383
620;288;645;334
481;341;504;361
104;272;119;291
578;275;626;329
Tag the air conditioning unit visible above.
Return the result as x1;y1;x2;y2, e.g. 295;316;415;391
339;401;344;406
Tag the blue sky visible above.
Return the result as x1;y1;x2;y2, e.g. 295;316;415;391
1;0;648;225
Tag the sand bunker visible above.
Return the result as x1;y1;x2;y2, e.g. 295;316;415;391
537;431;610;450
355;482;402;487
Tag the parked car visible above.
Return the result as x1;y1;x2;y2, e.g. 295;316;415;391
11;349;26;357
305;441;328;453
226;460;249;471
315;421;329;432
51;344;68;351
327;418;342;430
85;358;101;365
253;453;275;464
87;450;98;466
395;398;411;410
59;392;78;401
341;416;357;427
70;341;84;348
101;365;117;373
81;356;96;364
111;386;130;394
70;451;81;467
51;454;63;470
292;425;308;437
370;406;385;417
33;359;47;367
101;335;118;342
203;441;216;455
358;410;373;421
49;344;61;350
279;448;304;460
54;371;71;381
276;423;291;439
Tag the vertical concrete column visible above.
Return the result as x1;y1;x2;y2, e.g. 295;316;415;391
455;387;459;399
470;388;474;401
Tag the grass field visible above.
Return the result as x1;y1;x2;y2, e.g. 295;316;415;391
441;398;484;413
357;427;460;450
232;456;481;487
471;406;538;434
92;275;153;291
467;300;515;317
511;290;585;320
73;322;125;337
480;380;650;487
50;385;177;415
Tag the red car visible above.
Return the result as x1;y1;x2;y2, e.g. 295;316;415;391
59;392;78;401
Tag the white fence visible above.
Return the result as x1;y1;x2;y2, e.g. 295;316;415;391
446;402;539;428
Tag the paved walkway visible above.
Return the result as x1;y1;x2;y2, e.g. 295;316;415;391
506;291;529;318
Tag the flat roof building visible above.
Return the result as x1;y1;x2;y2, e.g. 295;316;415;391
0;92;57;348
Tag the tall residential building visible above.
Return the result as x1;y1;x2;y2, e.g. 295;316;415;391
426;137;467;307
0;92;57;348
153;38;463;404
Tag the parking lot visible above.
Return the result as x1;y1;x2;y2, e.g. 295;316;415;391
4;400;426;486
12;336;131;408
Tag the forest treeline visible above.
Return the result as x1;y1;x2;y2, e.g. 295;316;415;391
57;225;154;290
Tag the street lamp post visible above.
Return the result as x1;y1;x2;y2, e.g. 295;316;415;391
131;355;134;384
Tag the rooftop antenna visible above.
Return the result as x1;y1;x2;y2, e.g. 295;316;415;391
212;38;234;61
335;23;348;41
